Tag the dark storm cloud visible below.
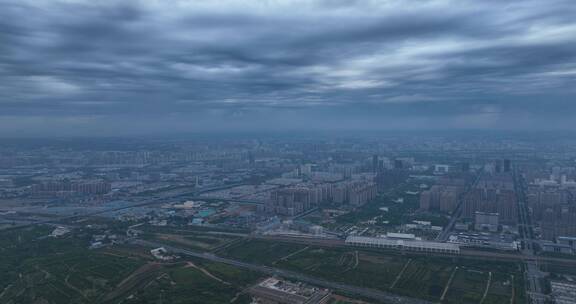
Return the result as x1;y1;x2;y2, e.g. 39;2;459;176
0;0;575;134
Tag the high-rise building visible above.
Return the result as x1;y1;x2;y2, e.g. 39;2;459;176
495;160;502;173
474;212;499;232
394;159;403;169
375;169;408;192
541;205;576;240
419;184;463;213
462;174;517;224
331;180;377;207
504;159;511;172
266;188;315;216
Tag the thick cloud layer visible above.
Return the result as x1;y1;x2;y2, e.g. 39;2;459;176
1;0;575;135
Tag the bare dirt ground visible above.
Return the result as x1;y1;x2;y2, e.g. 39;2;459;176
102;262;163;302
184;262;231;285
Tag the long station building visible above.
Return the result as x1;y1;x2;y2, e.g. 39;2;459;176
345;236;460;254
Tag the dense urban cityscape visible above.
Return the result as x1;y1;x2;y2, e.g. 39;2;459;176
0;133;575;303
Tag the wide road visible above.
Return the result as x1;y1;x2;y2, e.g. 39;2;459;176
436;172;482;241
513;168;546;304
133;239;432;304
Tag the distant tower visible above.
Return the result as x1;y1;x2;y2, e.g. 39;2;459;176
495;160;502;173
503;159;511;172
372;155;379;173
394;159;403;169
248;151;255;166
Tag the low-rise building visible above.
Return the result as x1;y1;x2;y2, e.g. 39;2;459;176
551;281;576;304
558;236;576;251
346;236;460;254
541;241;573;255
248;277;331;304
49;226;71;238
541;236;576;255
475;211;499;232
150;247;175;261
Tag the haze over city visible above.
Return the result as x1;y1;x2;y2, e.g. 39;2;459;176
2;1;576;304
1;0;576;136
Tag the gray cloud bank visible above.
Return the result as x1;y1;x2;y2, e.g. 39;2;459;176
1;0;575;136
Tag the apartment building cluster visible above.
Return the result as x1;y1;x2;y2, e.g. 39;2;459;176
419;178;466;213
31;180;111;196
541;206;576;240
331;180;377;207
264;180;377;216
462;174;517;224
527;183;576;240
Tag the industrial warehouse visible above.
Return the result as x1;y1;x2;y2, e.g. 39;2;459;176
345;236;461;255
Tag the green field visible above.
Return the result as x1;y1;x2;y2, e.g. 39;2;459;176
222;239;308;264
392;259;453;300
0;225;527;304
0;225;260;304
221;238;526;303
141;225;242;252
443;268;488;304
0;226;144;304
122;261;261;304
277;247;406;291
482;272;515;304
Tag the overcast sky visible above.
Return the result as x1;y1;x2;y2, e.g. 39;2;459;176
1;0;575;136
